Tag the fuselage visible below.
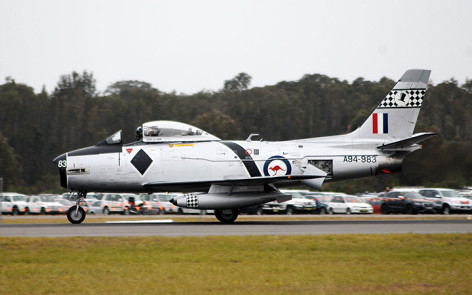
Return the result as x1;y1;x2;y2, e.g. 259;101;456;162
54;134;411;194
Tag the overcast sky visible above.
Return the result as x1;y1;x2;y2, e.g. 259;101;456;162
1;0;471;94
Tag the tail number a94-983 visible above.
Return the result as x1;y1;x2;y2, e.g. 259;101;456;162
343;155;376;163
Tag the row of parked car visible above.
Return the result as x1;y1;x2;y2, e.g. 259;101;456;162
0;192;207;216
243;187;472;215
1;187;471;216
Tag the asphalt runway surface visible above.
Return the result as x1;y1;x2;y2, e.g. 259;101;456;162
1;218;471;237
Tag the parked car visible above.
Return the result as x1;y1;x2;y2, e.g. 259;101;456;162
357;193;381;214
88;200;104;214
262;190;316;214
379;189;436;214
27;194;65;214
325;194;373;214
239;204;264;215
123;193;152;214
304;193;330;214
140;193;181;214
101;193;129;214
54;198;75;213
0;193;29;215
418;188;472;214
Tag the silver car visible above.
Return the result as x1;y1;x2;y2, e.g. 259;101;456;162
419;188;472;214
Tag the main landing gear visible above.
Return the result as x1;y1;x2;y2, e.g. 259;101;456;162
214;209;239;224
67;191;87;224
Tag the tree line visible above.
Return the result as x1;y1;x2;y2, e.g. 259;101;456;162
0;71;471;194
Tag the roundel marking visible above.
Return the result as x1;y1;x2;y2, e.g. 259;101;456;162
263;156;291;177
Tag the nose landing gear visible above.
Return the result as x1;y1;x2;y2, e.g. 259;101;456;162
67;191;87;224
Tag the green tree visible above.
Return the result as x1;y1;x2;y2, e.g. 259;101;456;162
192;110;241;139
0;132;22;190
223;73;252;92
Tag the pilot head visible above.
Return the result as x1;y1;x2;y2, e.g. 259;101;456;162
135;126;143;141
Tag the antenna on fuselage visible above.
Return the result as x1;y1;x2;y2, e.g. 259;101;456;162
245;134;260;142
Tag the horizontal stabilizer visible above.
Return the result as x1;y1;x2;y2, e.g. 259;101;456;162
377;132;438;150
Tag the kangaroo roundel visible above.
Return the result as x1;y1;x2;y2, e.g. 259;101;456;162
263;156;292;176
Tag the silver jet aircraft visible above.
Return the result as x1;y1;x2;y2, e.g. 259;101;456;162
54;69;436;224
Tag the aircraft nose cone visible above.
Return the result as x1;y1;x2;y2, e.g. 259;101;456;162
53;153;66;165
53;153;68;189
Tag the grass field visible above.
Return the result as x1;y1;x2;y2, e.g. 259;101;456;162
1;234;471;294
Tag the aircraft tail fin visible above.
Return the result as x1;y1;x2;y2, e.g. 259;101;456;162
354;69;431;140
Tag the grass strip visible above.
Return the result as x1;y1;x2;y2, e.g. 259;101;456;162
0;234;471;294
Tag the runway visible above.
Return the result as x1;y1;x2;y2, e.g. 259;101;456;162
1;218;471;237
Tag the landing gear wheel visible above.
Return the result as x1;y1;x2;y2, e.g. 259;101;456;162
215;209;239;224
67;206;86;224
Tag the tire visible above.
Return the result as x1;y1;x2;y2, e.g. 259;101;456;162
256;207;263;215
24;208;30;215
40;207;46;215
103;207;110;215
442;204;451;215
214;209;239;224
286;206;294;215
319;207;327;215
67;206;86;224
346;208;351;215
404;204;416;215
329;208;334;215
381;204;390;215
12;206;19;216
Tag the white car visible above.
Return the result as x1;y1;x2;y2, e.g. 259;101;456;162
101;193;129;214
262;190;316;214
326;194;373;214
0;193;29;215
418;188;472;214
27;195;65;214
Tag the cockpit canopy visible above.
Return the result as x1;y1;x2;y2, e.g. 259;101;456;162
142;120;220;143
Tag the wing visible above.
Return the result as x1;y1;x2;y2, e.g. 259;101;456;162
142;174;325;193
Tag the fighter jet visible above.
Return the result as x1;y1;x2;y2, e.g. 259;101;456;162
54;69;436;224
